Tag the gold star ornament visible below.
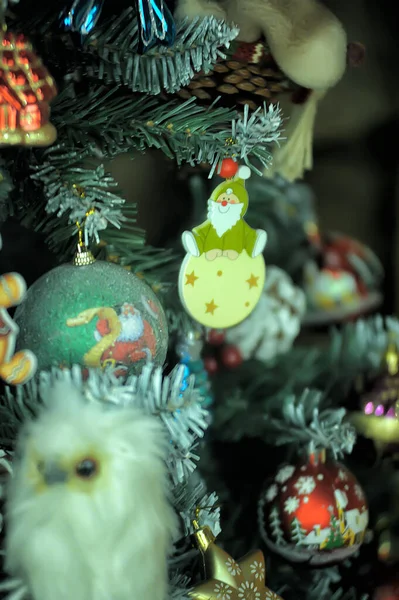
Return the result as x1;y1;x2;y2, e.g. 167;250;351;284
189;520;283;600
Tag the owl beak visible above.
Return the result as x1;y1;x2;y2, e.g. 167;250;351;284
41;463;69;485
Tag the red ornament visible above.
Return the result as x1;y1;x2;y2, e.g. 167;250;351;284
219;158;239;179
207;329;226;346
259;450;369;565
220;344;243;369
374;584;399;600
0;29;57;147
322;233;383;297
204;355;219;376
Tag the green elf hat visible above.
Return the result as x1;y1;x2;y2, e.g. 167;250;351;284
211;160;252;214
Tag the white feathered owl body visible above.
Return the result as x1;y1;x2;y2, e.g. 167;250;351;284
5;384;178;600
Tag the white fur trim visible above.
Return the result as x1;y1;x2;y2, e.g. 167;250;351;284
238;165;251;180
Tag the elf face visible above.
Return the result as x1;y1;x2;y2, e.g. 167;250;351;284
207;194;244;238
215;189;240;213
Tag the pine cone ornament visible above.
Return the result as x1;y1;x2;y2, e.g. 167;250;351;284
258;450;369;565
172;39;293;111
224;266;306;362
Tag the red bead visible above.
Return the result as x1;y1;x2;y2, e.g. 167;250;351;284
207;329;226;346
204;355;219;375
220;345;243;369
219;158;239;179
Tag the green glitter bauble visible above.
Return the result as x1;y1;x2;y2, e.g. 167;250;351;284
15;260;168;375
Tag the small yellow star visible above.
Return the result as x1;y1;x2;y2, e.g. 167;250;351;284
246;274;259;289
185;270;198;286
217;270;223;277
205;299;218;315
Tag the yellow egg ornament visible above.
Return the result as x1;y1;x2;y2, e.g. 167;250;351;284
179;162;267;329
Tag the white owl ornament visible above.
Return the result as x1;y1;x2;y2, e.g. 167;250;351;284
4;382;178;600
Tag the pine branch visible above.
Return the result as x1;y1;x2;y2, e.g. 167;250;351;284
31;145;126;244
97;222;181;283
175;483;221;537
85;11;239;94
214;386;356;456
264;389;356;457
271;565;368;600
51;86;282;171
26;89;281;252
168;575;193;600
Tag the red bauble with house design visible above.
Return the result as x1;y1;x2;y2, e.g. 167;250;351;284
259;450;369;565
0;29;57;147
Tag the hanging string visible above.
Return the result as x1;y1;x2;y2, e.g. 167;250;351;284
73;215;96;266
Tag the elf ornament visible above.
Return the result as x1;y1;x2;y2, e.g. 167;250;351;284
14;242;168;376
258;449;369;565
179;160;267;329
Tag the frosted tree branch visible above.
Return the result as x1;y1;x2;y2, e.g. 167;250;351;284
86;12;239;94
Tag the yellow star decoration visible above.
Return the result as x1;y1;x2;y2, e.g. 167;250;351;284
246;274;259;289
189;522;283;600
185;271;199;286
205;299;218;315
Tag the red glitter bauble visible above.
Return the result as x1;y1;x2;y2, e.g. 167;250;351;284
207;329;226;346
220;344;243;369
259;451;368;565
219;158;239;179
204;355;219;376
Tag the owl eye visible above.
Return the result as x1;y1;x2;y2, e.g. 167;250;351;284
75;458;98;479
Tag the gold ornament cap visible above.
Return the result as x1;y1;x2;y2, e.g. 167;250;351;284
73;242;96;266
192;518;216;554
73;224;96;266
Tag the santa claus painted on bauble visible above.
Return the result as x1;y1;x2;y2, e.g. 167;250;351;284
95;302;157;368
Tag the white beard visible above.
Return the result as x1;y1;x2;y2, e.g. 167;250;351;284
93;313;145;344
207;200;243;237
117;313;145;342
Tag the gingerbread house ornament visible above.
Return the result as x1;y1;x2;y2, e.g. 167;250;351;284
0;28;57;147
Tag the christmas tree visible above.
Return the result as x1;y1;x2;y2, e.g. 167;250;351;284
0;0;395;599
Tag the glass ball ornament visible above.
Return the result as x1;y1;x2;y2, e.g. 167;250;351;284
14;260;168;376
258;449;369;565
